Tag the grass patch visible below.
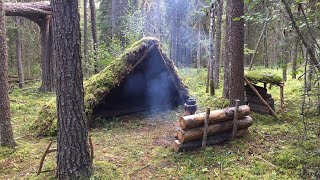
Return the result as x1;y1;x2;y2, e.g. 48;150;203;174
1;67;319;179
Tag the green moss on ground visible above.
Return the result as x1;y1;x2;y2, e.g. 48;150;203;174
245;69;283;85
1;67;320;179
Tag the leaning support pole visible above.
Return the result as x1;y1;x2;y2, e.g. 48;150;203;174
244;77;278;119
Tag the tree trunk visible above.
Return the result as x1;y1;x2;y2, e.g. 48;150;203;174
214;0;223;88
223;0;230;99
228;0;245;106
263;0;269;68
281;0;320;72
197;22;201;69
15;17;25;88
89;0;98;74
83;0;89;76
39;16;55;92
52;0;92;178
209;4;215;95
0;1;16;147
292;38;299;79
111;0;128;46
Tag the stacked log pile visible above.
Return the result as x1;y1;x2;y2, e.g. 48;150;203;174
172;105;253;152
245;84;275;115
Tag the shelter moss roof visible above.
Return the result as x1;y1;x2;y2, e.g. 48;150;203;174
31;37;188;136
245;70;283;85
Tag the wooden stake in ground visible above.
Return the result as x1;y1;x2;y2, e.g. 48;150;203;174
244;77;278;119
280;83;284;112
202;108;210;148
37;141;53;175
232;100;240;140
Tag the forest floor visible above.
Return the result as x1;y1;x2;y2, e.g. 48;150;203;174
0;67;319;179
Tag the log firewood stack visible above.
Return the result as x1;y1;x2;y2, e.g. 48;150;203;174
172;105;253;152
245;84;275;115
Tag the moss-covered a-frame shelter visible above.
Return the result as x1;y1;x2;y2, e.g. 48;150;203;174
31;37;189;136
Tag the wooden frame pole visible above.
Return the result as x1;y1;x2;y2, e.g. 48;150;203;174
202;108;210;148
232;100;240;140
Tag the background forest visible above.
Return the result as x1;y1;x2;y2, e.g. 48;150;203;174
1;0;320;179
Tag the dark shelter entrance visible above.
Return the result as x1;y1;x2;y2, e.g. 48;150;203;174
92;42;187;118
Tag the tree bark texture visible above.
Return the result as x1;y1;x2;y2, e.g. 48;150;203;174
83;0;89;76
214;0;223;88
227;0;245;106
223;0;230;99
0;0;16;147
4;1;51;24
89;0;98;74
39;16;55;92
4;2;55;92
263;0;269;68
15;17;25;88
52;0;92;178
197;22;201;69
292;38;299;79
209;4;215;96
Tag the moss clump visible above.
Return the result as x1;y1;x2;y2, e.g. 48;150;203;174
245;70;283;85
29;99;57;136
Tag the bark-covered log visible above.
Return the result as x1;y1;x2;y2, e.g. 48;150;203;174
4;2;51;21
172;129;249;152
179;105;250;130
177;116;253;143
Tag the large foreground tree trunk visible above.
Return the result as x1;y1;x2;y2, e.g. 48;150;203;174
227;0;245;106
52;0;92;179
0;0;16;147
